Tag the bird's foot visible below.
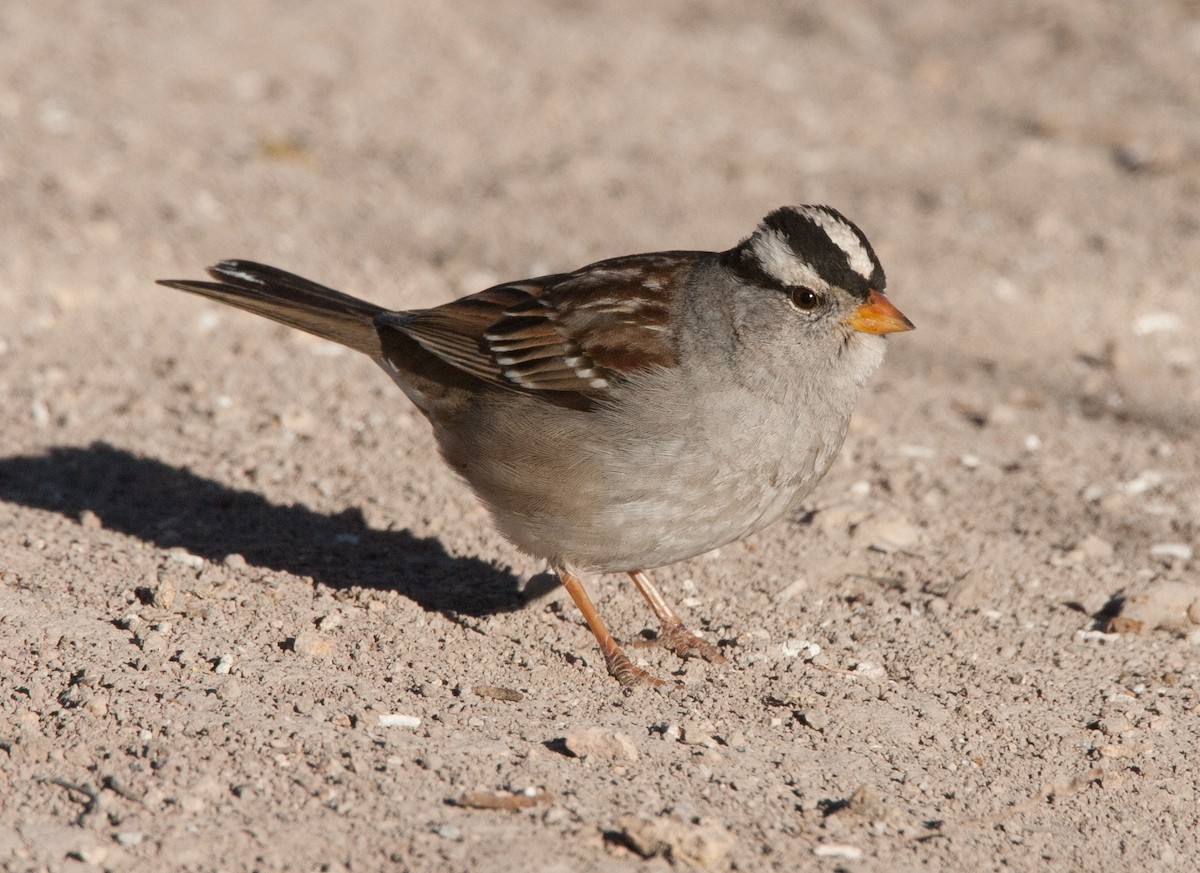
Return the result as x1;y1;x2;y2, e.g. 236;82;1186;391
603;649;666;687
655;622;725;663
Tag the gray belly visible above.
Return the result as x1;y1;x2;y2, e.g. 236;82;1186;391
426;382;850;573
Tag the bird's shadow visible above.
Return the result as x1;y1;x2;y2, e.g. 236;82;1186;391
0;441;553;617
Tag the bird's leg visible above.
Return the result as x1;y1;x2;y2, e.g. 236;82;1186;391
556;566;664;687
628;570;725;663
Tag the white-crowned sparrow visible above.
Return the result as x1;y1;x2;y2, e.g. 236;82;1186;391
159;205;912;686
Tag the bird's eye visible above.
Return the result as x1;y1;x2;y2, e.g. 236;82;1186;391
790;287;821;310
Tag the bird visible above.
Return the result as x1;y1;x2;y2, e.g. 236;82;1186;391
158;205;913;686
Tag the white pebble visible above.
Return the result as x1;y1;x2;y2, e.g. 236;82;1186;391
378;713;422;729
780;639;821;661
814;844;864;860
1120;471;1163;495
853;661;887;680
1132;312;1183;336
1150;543;1193;562
1076;629;1121;643
1023;434;1042;452
214;654;234;675
959;454;981;469
167;548;205;569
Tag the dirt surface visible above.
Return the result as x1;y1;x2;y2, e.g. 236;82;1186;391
3;2;1200;871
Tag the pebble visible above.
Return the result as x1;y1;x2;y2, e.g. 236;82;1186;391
772;578;808;603
853;661;888;681
1132;312;1183;336
1150;543;1193;562
1120;471;1163;496
378;713;422;729
151;575;176;610
795;710;829;732
677;720;720;749
291;630;334;659
616;815;734;867
1067;534;1114;562
813;844;864;860
79;509;102;530
316;612;343;631
564;727;639;761
1108;581;1200;633
223;553;248;571
167;548;205;569
214;654;234;675
136;630;167;653
217;678;243;700
115;831;144;846
860;518;920;553
780;639;821;661
472;685;523;702
74;844;108;865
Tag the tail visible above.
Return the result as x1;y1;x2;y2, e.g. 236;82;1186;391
157;260;386;359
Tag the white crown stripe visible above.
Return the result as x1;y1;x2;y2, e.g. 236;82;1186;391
799;207;876;282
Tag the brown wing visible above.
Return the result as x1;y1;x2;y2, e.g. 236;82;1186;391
382;251;701;396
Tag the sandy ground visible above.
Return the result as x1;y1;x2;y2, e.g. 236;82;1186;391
2;1;1200;871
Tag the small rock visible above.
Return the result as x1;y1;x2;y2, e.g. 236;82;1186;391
1097;715;1133;737
813;844;864;860
1120;471;1163;496
1150;543;1193;563
135;630;167;653
616;815;734;867
291;630;334;659
223;553;248;571
677;720;720;748
853;661;887;681
315;612;343;631
115;831;143;846
860;518;920;553
772;578;808;603
167;548;204;569
79;509;102;530
780;639;821;661
214;654;234;675
378;713;422;729
117;612;142;632
217;678;243;700
564;727;639;762
73;844;108;865
472;685;523;702
151;576;176;610
814;504;869;535
1108;581;1200;633
1076;629;1121;643
1068;534;1114;562
1132;312;1183;336
795;710;829;732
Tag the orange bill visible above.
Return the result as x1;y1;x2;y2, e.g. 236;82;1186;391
846;289;914;335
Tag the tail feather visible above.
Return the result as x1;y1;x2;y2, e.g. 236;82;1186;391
157;260;386;358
